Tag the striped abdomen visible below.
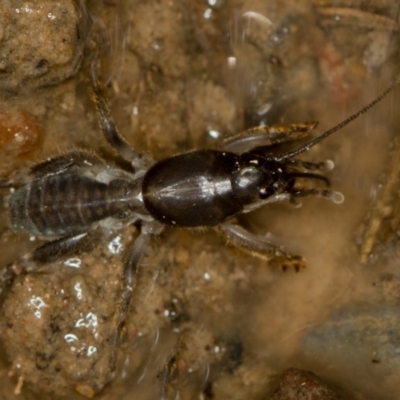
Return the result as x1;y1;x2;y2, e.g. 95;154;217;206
9;173;132;237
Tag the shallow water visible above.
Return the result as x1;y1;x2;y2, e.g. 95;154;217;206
0;1;400;399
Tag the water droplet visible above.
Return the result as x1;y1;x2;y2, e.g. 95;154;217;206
203;8;212;19
75;312;98;330
108;235;123;254
87;346;97;356
74;281;83;301
14;133;23;142
208;128;221;140
227;56;236;68
152;38;164;53
64;333;78;343
324;160;335;171
28;295;46;319
272;26;289;43
64;257;82;269
332;191;345;204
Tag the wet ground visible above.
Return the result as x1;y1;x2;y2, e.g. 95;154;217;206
0;0;400;399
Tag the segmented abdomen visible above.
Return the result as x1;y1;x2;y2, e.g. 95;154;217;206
9;173;116;237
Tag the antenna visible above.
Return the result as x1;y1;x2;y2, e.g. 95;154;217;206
277;75;400;161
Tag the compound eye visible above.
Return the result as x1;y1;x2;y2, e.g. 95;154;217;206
259;186;274;199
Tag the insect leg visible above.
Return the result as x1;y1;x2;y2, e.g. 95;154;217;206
217;222;306;270
110;230;151;371
30;151;105;177
159;331;188;399
0;151;105;187
221;122;318;153
90;62;153;171
290;188;344;204
0;231;100;296
32;232;100;263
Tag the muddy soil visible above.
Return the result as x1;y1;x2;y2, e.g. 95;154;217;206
0;0;399;399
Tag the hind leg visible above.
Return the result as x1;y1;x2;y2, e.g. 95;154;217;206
0;231;101;296
109;220;163;371
0;151;105;188
109;231;151;371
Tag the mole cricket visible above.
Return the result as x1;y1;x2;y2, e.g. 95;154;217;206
0;62;398;371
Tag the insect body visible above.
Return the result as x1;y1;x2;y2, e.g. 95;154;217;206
144;149;297;227
0;65;399;373
9;165;144;236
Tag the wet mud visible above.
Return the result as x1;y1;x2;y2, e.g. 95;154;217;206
0;0;400;399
